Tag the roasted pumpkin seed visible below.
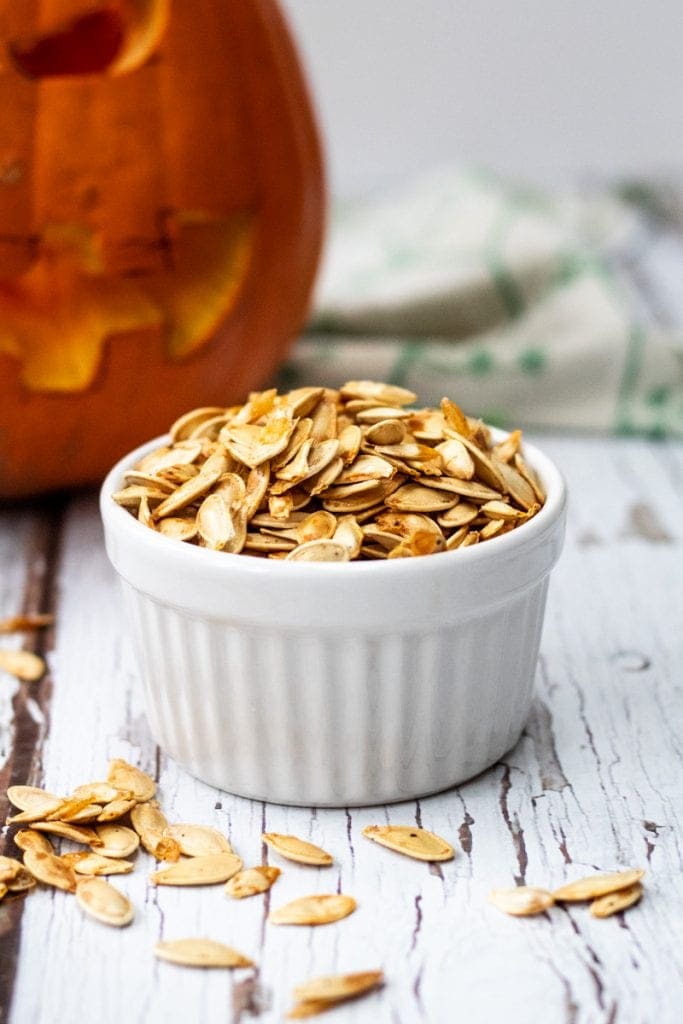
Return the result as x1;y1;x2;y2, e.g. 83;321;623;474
269;894;356;926
262;833;333;866
75;877;134;926
553;869;645;902
225;866;281;899
362;825;454;862
154;938;253;968
150;852;243;886
488;886;555;916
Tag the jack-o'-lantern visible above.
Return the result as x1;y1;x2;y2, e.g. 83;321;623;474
0;0;325;498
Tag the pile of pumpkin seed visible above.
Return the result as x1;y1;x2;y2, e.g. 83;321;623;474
1;759;645;1017
112;381;545;561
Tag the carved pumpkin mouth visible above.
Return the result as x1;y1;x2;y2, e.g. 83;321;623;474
10;0;169;79
0;212;256;391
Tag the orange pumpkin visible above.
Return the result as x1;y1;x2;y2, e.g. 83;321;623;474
0;0;325;498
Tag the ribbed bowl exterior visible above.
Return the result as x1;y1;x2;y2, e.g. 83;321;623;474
101;431;566;806
121;576;549;806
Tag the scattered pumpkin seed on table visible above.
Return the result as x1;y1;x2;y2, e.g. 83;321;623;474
0;649;46;682
150;852;243;886
75;877;134;927
154;938;253;969
262;833;333;866
488;887;555;917
290;969;384;1018
362;825;455;862
269;894;357;926
552;868;645;902
225;866;281;899
590;883;644;918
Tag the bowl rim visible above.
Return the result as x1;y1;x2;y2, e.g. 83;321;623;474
100;427;567;580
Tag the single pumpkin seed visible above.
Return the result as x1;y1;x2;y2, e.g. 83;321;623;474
488;886;555;916
106;759;156;802
0;649;46;682
590;882;643;918
262;833;333;866
225;866;281;899
150;852;243;886
70;782;126;804
93;824;140;859
293;969;384;1005
31;821;102;846
154;938;253;968
63;852;135;876
362;825;454;862
13;829;54;855
22;849;77;892
130;803;177;858
269;894;356;926
341;381;416;406
285;540;350;563
553;869;645;902
165;824;233;857
75;877;134;926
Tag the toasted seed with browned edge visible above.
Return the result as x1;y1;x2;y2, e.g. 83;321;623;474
488;886;555;916
106;759;156;802
0;649;46;682
262;833;333;866
63;852;135;876
22;849;77;892
225;866;281;899
75;877;134;926
13;830;54;855
362;825;454;862
553;869;645;902
590;882;643;918
130;802;173;857
31;821;102;846
165;824;233;857
150;852;243;886
154;938;253;968
269;894;357;926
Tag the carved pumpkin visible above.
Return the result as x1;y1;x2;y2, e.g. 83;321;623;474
0;0;324;498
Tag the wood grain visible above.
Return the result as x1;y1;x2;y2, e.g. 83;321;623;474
1;437;683;1024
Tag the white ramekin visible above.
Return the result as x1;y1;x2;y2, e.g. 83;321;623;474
100;433;566;807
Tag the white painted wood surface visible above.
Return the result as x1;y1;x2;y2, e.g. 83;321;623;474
2;433;683;1024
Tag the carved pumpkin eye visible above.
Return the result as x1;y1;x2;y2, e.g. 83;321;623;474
10;1;168;79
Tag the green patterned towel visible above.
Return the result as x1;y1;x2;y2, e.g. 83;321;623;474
280;167;683;437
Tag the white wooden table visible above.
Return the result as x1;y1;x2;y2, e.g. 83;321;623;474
1;432;683;1024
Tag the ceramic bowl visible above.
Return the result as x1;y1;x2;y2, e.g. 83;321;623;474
100;433;566;807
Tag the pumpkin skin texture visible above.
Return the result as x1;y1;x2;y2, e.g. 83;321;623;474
0;0;325;498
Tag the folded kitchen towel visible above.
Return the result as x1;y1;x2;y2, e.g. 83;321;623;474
280;167;683;437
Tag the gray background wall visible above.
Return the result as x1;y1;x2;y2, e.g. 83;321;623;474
282;0;683;198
